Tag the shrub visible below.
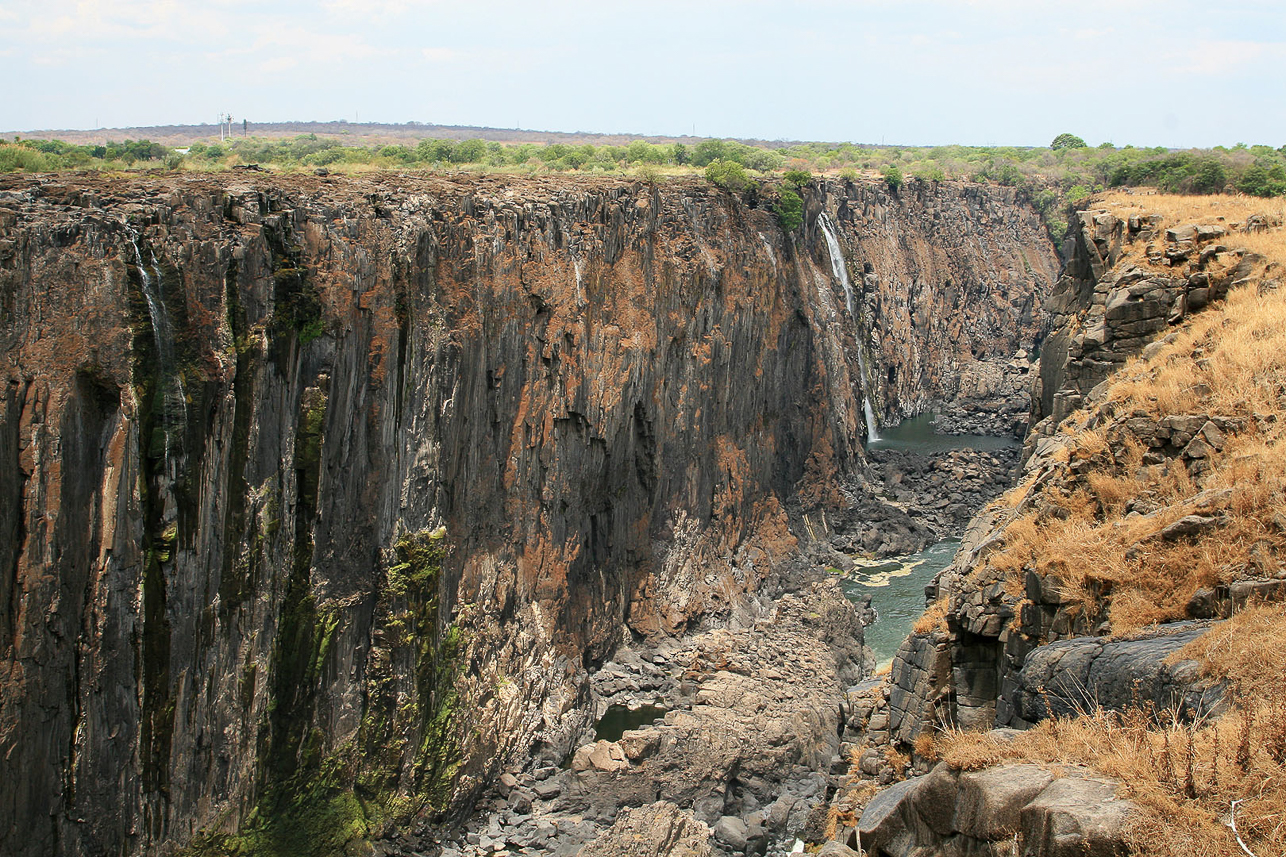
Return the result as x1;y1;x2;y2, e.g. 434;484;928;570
633;163;662;184
782;169;812;187
0;145;50;172
882;164;903;191
775;186;803;231
705;159;750;192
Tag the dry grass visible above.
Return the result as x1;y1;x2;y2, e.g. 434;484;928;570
912;599;949;635
936;703;1286;857
936;194;1286;856
1095;190;1286;234
1179;605;1286;702
968;194;1286;633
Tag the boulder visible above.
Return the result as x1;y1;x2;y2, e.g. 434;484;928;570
855;764;1134;857
571;740;629;773
1020;776;1132;857
1010;623;1224;723
954;764;1053;839
712;816;749;851
575;801;712;857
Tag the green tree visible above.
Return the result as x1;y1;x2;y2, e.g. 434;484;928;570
1052;133;1088;150
774;186;803;232
705;159;750;192
782;169;812;187
882;164;904;191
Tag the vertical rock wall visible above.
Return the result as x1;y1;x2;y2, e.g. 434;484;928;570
0;173;1055;856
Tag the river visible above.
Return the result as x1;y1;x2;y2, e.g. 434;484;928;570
839;414;1020;665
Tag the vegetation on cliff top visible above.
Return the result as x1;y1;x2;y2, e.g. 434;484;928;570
5;131;1286;245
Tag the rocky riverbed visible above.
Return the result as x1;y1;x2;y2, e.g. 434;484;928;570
400;577;869;857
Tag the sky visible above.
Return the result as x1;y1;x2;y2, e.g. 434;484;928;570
2;0;1284;148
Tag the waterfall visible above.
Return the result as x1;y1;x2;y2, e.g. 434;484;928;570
571;254;588;308
126;228;187;462
817;213;880;444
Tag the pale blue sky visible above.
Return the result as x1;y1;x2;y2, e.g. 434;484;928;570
3;0;1284;147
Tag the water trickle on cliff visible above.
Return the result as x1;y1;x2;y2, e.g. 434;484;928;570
817;213;880;444
126;228;187;464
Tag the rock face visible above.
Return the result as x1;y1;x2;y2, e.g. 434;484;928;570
0;172;1054;857
812;182;1055;430
855;762;1133;857
443;579;864;856
1031;208;1257;434
575;802;711;857
1008;623;1226;725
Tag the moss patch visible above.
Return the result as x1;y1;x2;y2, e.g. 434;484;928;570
183;530;462;857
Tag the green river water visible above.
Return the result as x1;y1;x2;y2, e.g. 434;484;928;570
840;415;1020;665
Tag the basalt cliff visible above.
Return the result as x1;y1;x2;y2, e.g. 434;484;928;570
0;172;1056;857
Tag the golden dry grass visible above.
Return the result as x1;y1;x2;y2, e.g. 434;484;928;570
933;700;1286;857
929;195;1286;856
912;599;949;635
1095;190;1286;235
969;192;1286;633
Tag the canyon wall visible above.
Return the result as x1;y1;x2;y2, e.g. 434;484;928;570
0;172;1055;856
884;206;1270;744
814;182;1056;434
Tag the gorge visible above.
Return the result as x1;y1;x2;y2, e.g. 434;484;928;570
1;167;1171;857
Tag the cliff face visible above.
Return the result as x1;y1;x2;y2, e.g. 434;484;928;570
0;172;1055;856
812;182;1056;433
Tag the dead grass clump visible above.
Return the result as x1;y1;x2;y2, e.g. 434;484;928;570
937;698;1286;857
912;599;949;635
1179;604;1286;702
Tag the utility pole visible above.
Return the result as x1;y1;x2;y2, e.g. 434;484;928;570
219;114;225;142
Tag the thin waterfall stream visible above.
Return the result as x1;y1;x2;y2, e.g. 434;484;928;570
817;213;880;444
126;227;186;465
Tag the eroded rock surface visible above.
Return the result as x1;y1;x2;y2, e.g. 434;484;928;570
439;580;862;856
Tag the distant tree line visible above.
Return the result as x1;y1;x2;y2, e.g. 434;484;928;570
3;131;1285;241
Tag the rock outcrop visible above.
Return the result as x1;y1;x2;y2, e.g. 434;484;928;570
855;761;1133;857
575;802;712;857
441;579;863;856
1031;208;1262;434
0;171;1054;856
